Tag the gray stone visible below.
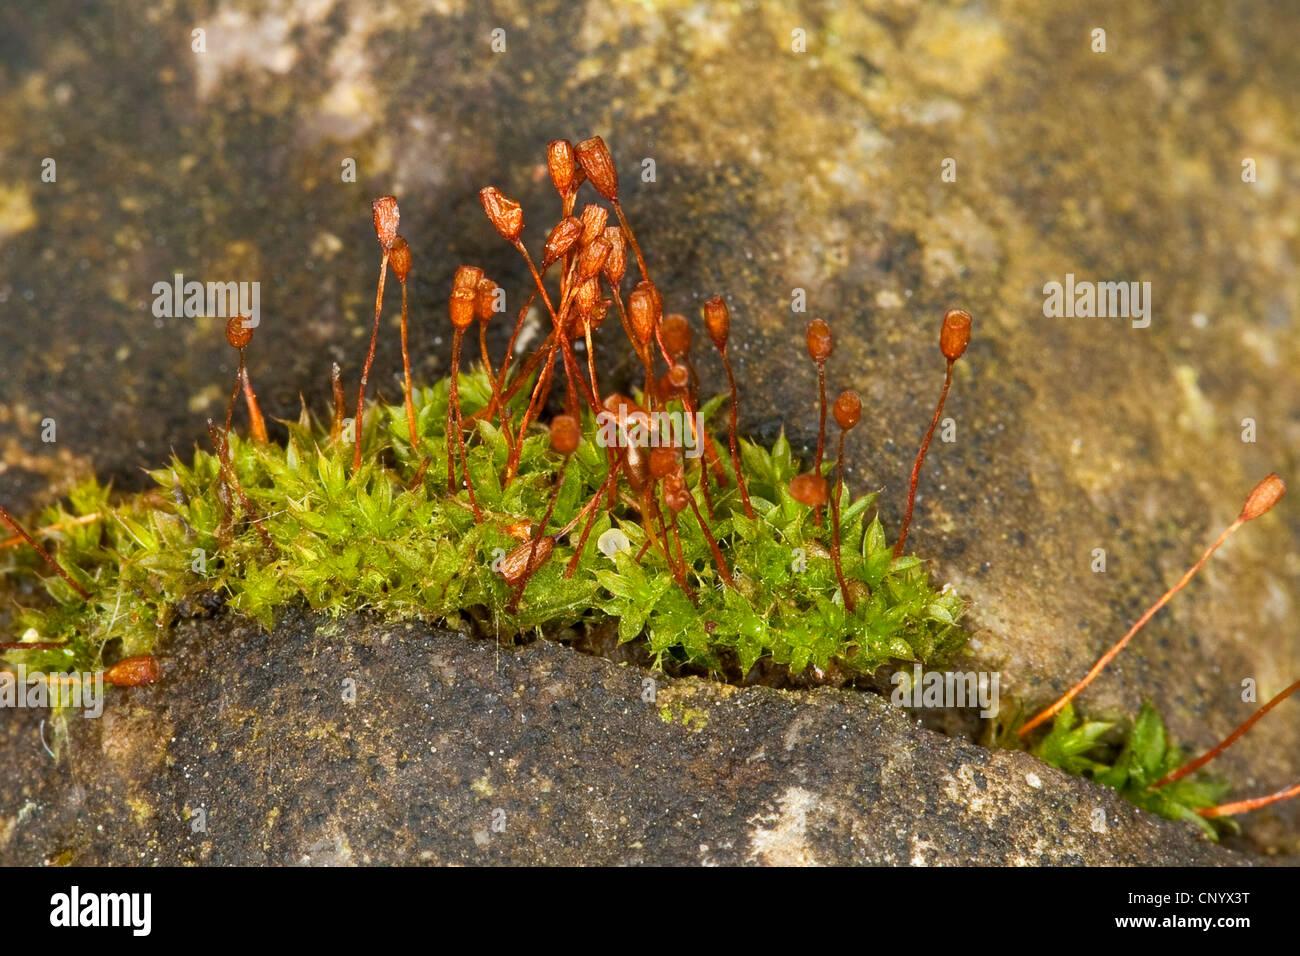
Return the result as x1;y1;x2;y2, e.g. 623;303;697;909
0;611;1242;866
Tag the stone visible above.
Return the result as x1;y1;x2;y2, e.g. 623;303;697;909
0;611;1242;866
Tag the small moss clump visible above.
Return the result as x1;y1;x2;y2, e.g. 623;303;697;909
1029;703;1235;840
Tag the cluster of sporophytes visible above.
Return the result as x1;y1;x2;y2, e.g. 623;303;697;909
2;136;1295;841
0;136;967;709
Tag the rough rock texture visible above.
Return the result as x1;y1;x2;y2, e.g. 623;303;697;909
1;1;1296;856
0;611;1242;866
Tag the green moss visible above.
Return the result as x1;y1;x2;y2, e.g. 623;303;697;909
658;704;710;732
1025;702;1236;840
0;367;965;686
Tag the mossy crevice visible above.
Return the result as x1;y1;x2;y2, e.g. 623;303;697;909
0;367;966;693
988;702;1238;841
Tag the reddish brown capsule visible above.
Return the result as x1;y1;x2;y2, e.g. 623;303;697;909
479;187;524;243
1240;473;1286;522
649;446;681;480
579;204;609;246
389;235;412;283
475;278;498;322
499;537;555;585
663;472;691;513
547;139;577;196
806;319;832;364
624;445;649;492
602;227;627;285
702;296;729;352
574;276;604;322
833;390;862;431
789;472;829;508
603;392;644;417
372;196;400;250
940;308;972;362
661;314;692;358
657;366;690;401
666;363;690;391
575;136;618;200
627;283;657;347
630;279;662;326
550;415;582;455
104;655;160;688
225;316;253;350
449;265;482;330
450;291;476;330
453;264;484;292
645;282;664;322
542;216;584;267
577;236;612;282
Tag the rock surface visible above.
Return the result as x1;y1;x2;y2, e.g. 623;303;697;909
0;611;1242;866
0;1;1296;856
